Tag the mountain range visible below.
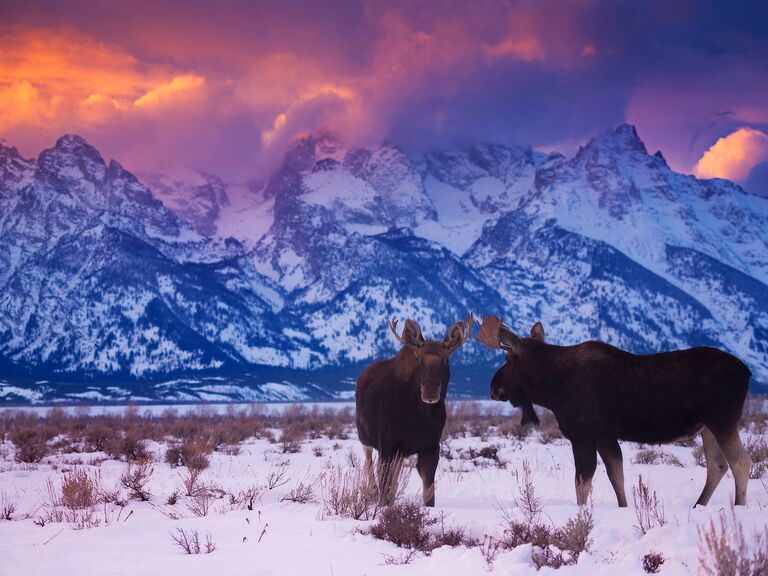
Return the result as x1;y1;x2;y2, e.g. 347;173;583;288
0;125;766;403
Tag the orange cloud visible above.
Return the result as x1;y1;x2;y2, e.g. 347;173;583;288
694;127;768;181
0;28;205;133
134;74;206;108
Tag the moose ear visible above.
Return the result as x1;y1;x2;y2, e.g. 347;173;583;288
443;321;467;353
402;319;425;348
530;322;545;342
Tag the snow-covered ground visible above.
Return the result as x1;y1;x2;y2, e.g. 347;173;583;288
0;402;766;575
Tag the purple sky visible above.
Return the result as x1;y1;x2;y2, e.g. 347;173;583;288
1;0;766;191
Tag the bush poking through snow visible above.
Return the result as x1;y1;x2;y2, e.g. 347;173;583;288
494;465;594;569
496;504;594;569
643;551;665;573
746;436;768;479
170;528;216;555
515;460;543;525
60;468;97;509
280;476;317;504
698;506;768;576
120;458;154;501
107;434;150;462
1;490;16;520
633;448;683;467
265;462;290;490
633;475;666;535
692;444;706;467
10;429;49;463
165;439;211;470
319;464;381;520
369;501;438;550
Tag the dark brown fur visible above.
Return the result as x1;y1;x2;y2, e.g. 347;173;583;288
479;317;752;507
356;317;472;506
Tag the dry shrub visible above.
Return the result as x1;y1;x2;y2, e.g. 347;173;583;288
10;429;49;463
498;417;531;441
643;551;665;573
265;462;290;490
281;476;317;504
457;444;505;468
232;485;262;511
492;462;593;569
61;468;97;509
633;448;683;467
1;490;16;520
740;395;768;434
698;507;768;576
319;463;395;521
746;436;768;479
507;460;542;525
165;439;211;470
633;475;666;535
186;490;214;517
537;410;563;444
120;458;154;501
369;502;493;556
692;444;706;467
495;505;593;569
179;466;205;497
170;528;216;554
369;501;438;549
107;434;149;462
84;423;118;452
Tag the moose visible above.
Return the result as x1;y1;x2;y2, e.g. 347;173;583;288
476;316;753;508
356;314;473;506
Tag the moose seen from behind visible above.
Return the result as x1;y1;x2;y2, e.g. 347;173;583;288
476;316;753;508
356;314;473;506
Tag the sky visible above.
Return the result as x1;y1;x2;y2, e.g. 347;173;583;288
0;0;767;194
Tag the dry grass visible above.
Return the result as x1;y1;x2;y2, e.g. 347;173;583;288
746;436;768;479
319;463;381;520
633;475;666;535
698;506;768;576
60;468;97;509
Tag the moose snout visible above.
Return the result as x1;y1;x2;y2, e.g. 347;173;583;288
491;387;508;401
420;384;441;404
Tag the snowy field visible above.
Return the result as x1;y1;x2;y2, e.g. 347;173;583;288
0;402;767;575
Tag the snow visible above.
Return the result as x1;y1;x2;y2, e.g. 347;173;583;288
1;401;767;575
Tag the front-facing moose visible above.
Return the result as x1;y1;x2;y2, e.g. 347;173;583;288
356;314;473;506
476;316;753;508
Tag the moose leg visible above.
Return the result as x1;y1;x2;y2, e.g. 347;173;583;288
571;439;598;506
416;447;439;507
694;427;728;507
362;445;376;487
713;427;751;506
597;438;627;507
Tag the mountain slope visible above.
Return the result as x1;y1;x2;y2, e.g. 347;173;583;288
1;126;767;396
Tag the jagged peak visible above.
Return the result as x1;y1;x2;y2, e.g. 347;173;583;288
577;123;649;161
55;134;92;150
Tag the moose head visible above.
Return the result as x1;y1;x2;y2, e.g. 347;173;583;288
476;315;543;425
389;314;474;404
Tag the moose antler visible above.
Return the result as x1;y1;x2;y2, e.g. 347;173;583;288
459;312;475;347
475;315;503;349
388;317;407;346
476;316;521;352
